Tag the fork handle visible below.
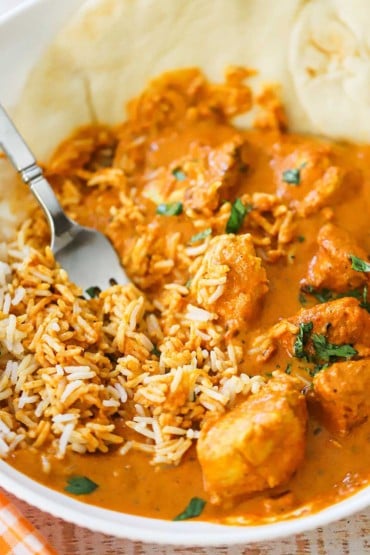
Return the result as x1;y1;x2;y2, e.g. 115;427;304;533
0;104;72;239
28;172;73;239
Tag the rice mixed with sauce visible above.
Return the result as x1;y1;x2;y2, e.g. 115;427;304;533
2;66;370;522
0;68;286;468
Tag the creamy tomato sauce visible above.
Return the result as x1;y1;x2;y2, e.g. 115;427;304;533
6;69;370;523
9;418;370;522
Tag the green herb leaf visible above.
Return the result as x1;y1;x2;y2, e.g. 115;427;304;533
294;322;313;360
298;292;307;305
311;334;358;362
360;284;370;312
363;284;368;303
285;363;292;375
85;286;102;298
173;497;206;521
189;228;212;243
226;199;251;234
65;476;98;495
294;319;358;368
172;167;187;181
314;289;335;303
156;202;183;216
302;284;370;310
151;345;161;357
239;162;249;173
341;288;367;304
350;254;370;272
282;168;301;185
297;235;305;243
302;285;333;303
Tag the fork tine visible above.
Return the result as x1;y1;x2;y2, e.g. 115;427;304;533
54;226;130;293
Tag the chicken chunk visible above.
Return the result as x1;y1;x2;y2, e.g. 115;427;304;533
251;297;370;362
143;136;249;215
197;374;307;503
191;234;268;332
274;143;360;217
275;144;334;205
287;297;370;351
183;138;248;215
301;223;369;293
313;359;370;434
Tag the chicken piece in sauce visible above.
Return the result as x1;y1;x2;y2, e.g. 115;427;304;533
313;359;370;435
143;136;248;215
197;374;307;504
254;297;370;362
183;138;248;214
301;223;369;293
192;233;268;333
286;297;370;353
274;143;360;217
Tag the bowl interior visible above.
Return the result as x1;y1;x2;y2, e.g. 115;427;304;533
0;0;369;544
1;459;369;545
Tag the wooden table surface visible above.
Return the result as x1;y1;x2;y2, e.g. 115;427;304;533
2;489;368;555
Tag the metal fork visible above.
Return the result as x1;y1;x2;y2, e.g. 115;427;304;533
0;104;129;293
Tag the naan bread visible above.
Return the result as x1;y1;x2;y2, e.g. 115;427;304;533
14;0;370;161
14;0;303;160
290;0;370;143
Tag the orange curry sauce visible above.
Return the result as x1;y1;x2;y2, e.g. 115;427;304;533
8;69;370;523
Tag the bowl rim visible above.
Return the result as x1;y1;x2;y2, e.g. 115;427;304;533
0;0;369;545
0;0;51;24
0;460;369;545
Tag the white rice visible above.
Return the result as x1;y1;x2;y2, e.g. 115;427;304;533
186;304;216;322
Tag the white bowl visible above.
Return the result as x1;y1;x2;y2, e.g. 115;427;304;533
0;0;369;545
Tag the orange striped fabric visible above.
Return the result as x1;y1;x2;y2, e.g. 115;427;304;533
0;491;58;555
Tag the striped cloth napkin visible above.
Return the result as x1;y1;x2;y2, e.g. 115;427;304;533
0;491;58;555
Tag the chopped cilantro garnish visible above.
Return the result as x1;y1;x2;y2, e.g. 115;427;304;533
65;476;98;495
173;497;206;521
293;320;357;370
285;363;292;375
151;345;161;357
189;228;212;243
156;202;183;216
226;199;252;234
294;322;313;360
297;235;306;243
301;285;333;303
312;288;335;303
299;292;307;305
350;254;370;272
172;167;187;181
301;284;370;312
361;285;370;312
282;168;301;185
85;286;101;298
311;334;357;362
239;162;249;173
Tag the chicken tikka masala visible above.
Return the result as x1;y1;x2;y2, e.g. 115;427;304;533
1;68;370;524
